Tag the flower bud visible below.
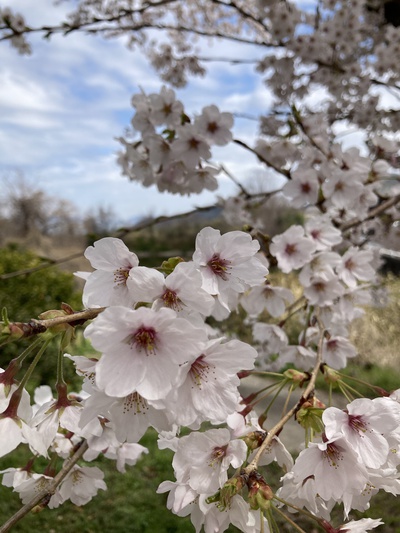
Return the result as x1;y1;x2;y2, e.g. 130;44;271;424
247;472;273;511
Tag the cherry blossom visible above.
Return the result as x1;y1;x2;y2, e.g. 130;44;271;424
323;397;400;469
172;428;248;494
79;237;139;308
85;306;207;400
163;337;257;427
270;226;317;273
290;437;369;503
192;227;268;309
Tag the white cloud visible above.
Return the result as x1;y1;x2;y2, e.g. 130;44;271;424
0;0;271;220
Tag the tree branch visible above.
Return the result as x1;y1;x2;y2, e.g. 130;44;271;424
244;312;325;474
340;193;400;232
0;440;89;533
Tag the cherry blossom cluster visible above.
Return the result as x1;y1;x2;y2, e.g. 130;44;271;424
1;221;399;531
117;86;233;195
3;0;399;133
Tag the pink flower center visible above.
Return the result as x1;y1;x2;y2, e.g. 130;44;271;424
207;253;231;280
344;258;355;271
348;414;367;434
188;137;200;150
209;444;228;467
313;281;326;292
207;121;218;134
326;339;338;352
189;355;214;388
129;327;157;355
285;243;297;256
162;289;182;311
323;442;343;469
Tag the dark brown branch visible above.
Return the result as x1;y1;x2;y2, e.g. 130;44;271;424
340;193;400;232
233;138;291;179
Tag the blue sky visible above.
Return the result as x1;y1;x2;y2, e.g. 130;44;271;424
0;0;284;223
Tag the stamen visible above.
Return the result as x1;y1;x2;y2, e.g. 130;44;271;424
189;355;215;389
123;392;149;415
285;243;297;256
128;327;157;355
323;442;343;469
208;444;228;467
348;414;367;435
162;289;183;311
113;267;131;286
207;253;231;280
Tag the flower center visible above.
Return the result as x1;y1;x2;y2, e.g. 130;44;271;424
209;444;228;467
189;355;214;389
162;289;182;311
207;253;231;280
348;414;367;435
129;326;157;355
344;258;355;271
285;243;297;256
207;121;218;134
323;442;343;469
113;267;131;286
123;392;149;415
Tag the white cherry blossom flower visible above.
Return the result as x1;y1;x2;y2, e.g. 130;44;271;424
282;168;320;207
171;125;211;168
85;306;207;400
270;225;317;273
164;338;257;427
0;389;47;458
253;323;288;355
323;397;400;469
241;283;294;317
277;471;333;521
57;465;107;506
322;336;357;369
291;437;369;502
127;261;214;316
303;271;345;307
195;104;233;146
336;247;376;288
192;227;268;309
172;428;247;494
80;389;171;443
79;237;139;307
299;251;342;287
305;215;342;250
149;85;183;126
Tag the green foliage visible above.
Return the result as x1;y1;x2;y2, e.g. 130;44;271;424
0;244;82;377
0;244;81;321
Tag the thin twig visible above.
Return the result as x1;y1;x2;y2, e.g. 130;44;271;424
244;313;325;474
233;139;291;179
340;193;400;232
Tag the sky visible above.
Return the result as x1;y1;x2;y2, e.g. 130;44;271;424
0;0;285;224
